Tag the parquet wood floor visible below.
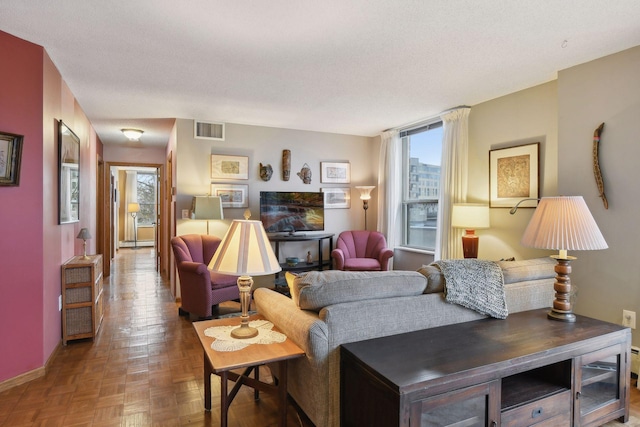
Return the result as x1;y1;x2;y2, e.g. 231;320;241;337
0;247;638;426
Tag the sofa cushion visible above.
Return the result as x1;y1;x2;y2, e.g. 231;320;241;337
416;264;445;294
497;257;556;284
290;270;426;312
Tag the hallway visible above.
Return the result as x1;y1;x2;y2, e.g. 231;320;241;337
0;248;298;426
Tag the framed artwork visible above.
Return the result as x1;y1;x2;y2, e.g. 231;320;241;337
210;184;249;208
58;120;81;224
211;154;249;180
321;187;351;209
0;131;23;186
489;142;539;208
320;162;351;184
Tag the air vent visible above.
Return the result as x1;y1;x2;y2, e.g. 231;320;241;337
194;120;225;141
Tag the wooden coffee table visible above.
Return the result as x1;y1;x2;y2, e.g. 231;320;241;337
193;315;304;427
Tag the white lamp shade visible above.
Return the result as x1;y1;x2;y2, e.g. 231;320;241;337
128;203;140;213
208;220;281;276
521;196;607;251
451;204;490;229
191;196;224;220
355;186;375;200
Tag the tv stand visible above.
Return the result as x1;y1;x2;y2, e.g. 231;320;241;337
269;233;334;277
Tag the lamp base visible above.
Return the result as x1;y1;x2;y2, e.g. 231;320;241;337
231;323;259;339
547;255;577;323
461;230;479;258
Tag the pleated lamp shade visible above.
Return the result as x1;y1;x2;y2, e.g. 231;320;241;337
521;196;607;256
208;220;281;276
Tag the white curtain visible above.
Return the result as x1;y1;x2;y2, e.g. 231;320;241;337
377;130;402;267
125;171;138;241
435;107;471;260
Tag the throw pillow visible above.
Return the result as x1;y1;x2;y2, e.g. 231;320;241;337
416;264;445;294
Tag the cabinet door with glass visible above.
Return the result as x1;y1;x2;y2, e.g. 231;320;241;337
412;380;500;427
574;343;629;426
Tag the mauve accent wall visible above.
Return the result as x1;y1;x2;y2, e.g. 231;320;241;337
0;31;46;382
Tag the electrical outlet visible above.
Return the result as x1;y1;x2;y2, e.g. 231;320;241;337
58;295;62;311
622;310;636;329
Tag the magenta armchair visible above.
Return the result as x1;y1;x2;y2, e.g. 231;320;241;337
331;230;394;271
171;234;239;319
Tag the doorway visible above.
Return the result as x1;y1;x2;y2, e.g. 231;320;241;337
103;161;165;277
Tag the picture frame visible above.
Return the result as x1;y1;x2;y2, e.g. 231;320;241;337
58;120;81;224
210;184;249;208
321;187;351;209
211;154;248;180
320;162;351;184
0;131;23;186
489;142;539;208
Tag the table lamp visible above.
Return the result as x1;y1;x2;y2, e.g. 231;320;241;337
191;196;224;234
355;186;375;230
76;228;92;259
208;216;281;338
451;203;490;258
521;196;607;322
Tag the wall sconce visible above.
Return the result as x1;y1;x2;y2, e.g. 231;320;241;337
121;128;144;141
128;202;140;249
355;186;375;230
451;203;490;258
76;228;92;260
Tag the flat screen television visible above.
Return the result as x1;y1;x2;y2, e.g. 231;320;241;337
260;191;325;234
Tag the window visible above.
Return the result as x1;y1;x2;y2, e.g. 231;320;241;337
136;172;156;225
401;121;443;251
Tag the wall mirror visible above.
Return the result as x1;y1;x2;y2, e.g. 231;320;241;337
58;120;80;224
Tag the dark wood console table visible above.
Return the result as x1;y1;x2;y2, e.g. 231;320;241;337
341;309;631;427
269;232;334;274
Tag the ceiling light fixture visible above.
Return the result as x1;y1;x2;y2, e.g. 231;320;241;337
121;128;144;141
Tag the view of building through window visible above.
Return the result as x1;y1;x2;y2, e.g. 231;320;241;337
136;172;156;226
402;122;443;251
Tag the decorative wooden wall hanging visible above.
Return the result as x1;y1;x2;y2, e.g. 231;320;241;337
592;123;608;209
282;149;291;181
259;163;273;181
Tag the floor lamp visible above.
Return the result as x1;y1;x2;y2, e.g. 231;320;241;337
191;196;224;234
521;196;608;322
128;202;140;249
355;186;375;230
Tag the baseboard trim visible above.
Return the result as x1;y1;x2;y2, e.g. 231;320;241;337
0;340;62;393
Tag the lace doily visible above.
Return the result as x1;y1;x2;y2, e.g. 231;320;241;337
204;319;286;352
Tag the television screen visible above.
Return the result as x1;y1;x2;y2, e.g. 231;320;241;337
260;191;325;233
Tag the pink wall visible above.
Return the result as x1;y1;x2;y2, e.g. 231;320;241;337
0;30;100;384
0;31;45;382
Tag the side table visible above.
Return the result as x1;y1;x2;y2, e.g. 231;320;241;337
193;315;304;427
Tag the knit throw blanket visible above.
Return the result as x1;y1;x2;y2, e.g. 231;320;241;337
434;259;508;319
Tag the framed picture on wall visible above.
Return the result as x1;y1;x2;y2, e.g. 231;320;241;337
210;184;249;208
320;162;351;183
0;131;23;186
211;154;249;180
321;187;351;209
58;121;81;224
489;142;539;208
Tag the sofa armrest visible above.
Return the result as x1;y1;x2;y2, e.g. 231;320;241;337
378;248;394;271
254;288;328;356
331;248;345;270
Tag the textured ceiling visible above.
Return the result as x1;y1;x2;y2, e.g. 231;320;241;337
1;1;640;146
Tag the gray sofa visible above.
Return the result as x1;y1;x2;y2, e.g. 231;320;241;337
253;257;557;427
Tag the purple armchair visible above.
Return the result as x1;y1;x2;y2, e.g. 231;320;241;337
331;230;394;271
171;234;239;319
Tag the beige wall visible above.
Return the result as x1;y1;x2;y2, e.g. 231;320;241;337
557;45;640;345
468;81;559;261
173;119;378;291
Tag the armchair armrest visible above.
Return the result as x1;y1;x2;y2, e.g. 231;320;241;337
178;261;210;276
331;248;345;271
378;248;394;271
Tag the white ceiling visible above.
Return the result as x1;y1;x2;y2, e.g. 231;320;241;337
2;1;640;146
